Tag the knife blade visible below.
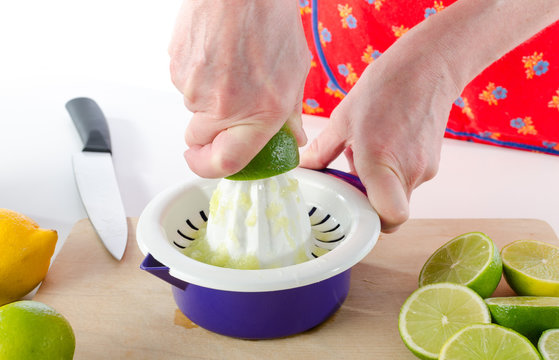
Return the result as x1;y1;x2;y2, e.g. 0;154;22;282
66;97;127;260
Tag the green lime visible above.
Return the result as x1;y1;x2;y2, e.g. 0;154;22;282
418;232;502;298
485;296;559;343
539;328;559;360
398;283;491;360
0;300;75;359
226;124;299;180
501;239;559;296
439;324;540;360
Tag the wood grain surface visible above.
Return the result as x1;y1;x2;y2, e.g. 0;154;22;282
34;218;559;360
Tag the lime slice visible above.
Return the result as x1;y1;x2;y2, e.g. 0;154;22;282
485;296;559;343
225;124;299;180
501;239;559;296
539;328;559;360
398;283;491;360
439;324;540;360
418;232;502;298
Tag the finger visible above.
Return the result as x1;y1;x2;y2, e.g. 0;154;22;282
285;107;308;147
300;122;347;169
343;147;357;175
184;112;224;148
359;163;410;233
184;124;273;178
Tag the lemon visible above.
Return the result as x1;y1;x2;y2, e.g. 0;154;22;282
0;300;75;359
398;283;491;360
419;232;502;298
226;124;299;180
501;239;559;296
485;296;559;343
0;209;58;306
539;328;559;360
439;324;540;360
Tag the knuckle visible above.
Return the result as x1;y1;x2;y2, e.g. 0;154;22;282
214;151;244;176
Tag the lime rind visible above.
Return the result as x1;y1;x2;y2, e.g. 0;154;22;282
485;296;559;343
419;232;502;298
225;124;299;181
439;324;540;360
539;328;559;360
398;283;491;360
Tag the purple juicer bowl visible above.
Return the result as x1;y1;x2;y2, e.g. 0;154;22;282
141;253;351;339
136;168;380;339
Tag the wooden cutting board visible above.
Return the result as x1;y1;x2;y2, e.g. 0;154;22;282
35;218;558;359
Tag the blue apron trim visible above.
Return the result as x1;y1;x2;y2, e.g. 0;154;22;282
445;128;559;155
311;0;348;95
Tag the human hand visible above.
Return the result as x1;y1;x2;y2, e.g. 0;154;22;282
169;0;310;178
301;26;460;233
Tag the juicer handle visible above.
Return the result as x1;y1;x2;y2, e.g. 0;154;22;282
316;168;367;195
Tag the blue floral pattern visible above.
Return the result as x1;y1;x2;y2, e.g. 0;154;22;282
346;14;357;28
492;86;508;100
424;8;437;18
534;60;549;76
338;64;349;76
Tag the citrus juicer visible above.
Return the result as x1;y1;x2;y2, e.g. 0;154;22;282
137;168;380;339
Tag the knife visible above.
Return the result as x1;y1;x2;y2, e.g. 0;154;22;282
66;97;127;260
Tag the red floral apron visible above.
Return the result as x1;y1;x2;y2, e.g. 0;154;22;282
300;0;559;155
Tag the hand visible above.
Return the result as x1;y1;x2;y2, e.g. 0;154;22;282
169;0;310;178
301;26;460;233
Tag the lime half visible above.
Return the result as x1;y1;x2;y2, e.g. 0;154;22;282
439;324;540;360
539;328;559;360
398;283;491;360
419;232;502;298
485;296;559;343
501;239;559;296
226;124;299;180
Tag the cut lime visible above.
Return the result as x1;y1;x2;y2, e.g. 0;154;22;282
539;328;559;360
485;296;559;343
419;232;502;298
226;124;299;180
439;324;540;360
501;239;559;296
398;283;491;360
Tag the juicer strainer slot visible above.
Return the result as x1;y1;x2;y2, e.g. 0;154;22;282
170;205;345;261
173;210;208;250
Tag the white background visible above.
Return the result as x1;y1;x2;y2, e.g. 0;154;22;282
1;0;558;259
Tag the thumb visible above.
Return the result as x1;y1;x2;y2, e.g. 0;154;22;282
300;122;347;169
184;124;274;178
359;162;410;233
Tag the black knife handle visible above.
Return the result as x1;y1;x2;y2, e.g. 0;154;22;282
66;97;112;153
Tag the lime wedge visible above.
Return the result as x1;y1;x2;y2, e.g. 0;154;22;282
398;283;491;360
501;239;559;296
485;296;559;343
419;232;502;298
539;328;559;360
439;324;540;360
225;124;299;180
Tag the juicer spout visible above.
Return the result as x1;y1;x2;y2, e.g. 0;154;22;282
140;253;189;290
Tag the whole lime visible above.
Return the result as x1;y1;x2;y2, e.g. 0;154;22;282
0;300;75;360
